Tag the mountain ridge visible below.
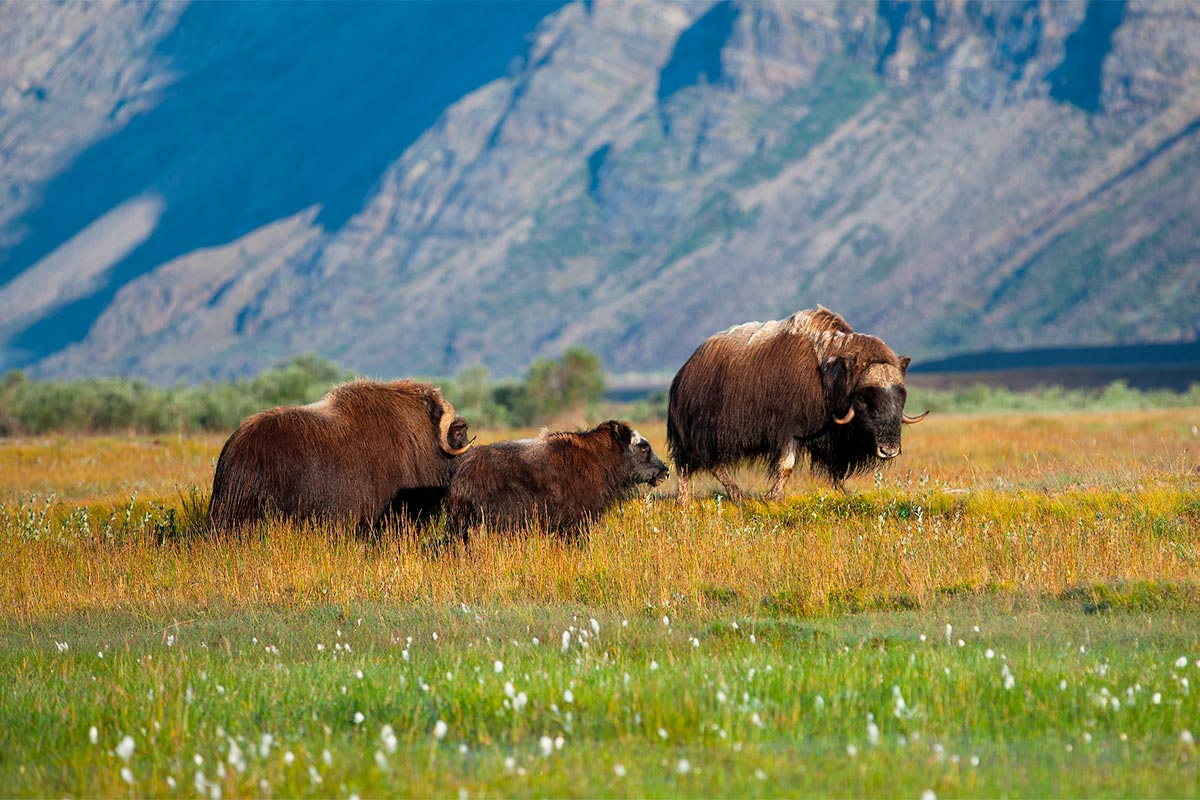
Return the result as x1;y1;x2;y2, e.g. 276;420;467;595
1;0;1198;383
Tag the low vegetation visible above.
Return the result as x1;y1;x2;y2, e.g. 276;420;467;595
2;408;1199;795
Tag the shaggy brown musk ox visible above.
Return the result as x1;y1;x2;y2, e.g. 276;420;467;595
209;379;470;531
667;307;927;503
446;420;669;538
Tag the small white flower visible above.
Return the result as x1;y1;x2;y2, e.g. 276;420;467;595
692;637;700;648
1182;730;1195;745
945;624;952;646
921;791;937;800
116;735;135;762
322;749;332;767
663;616;670;627
658;728;669;740
555;735;564;750
846;744;858;757
650;660;659;671
676;758;691;774
970;755;980;767
433;720;448;740
563;689;574;704
539;736;554;757
283;751;295;765
89;726;98;745
755;769;767;780
1060;679;1067;690
866;721;880;745
381;725;397;754
259;734;273;758
504;755;516;771
494;660;504;673
613;763;626;777
353;712;365;725
919;634;926;642
356;670;363;680
121;767;133;784
308;765;322;784
985;649;995;659
561;631;571;652
590;619;601;636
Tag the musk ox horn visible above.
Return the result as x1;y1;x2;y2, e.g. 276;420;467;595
833;406;855;425
439;402;471;456
902;410;930;424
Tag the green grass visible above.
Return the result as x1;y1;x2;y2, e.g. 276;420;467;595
5;599;1199;798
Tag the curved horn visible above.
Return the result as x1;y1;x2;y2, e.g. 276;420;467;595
902;410;930;424
833;406;855;425
438;402;471;455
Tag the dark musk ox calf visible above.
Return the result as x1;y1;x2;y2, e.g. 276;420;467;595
446;420;669;537
209;380;470;531
668;307;927;504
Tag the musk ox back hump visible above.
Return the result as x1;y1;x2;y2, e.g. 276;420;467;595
209;379;469;531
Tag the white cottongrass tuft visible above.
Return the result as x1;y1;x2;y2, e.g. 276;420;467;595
322;749;333;767
539;736;554;757
120;766;133;784
374;750;389;771
381;725;397;754
259;733;273;759
591;618;601;636
353;712;365;725
676;758;691;775
613;763;627;777
846;744;858;757
284;751;295;765
561;631;571;652
433;720;448;740
866;720;880;746
658;728;669;740
115;735;135;762
985;649;995;659
494;660;504;674
922;790;937;800
89;726;99;745
1183;730;1195;745
563;689;574;704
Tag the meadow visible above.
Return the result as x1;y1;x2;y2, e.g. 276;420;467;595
2;409;1199;797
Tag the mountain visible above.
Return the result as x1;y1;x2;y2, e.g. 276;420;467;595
1;0;1198;383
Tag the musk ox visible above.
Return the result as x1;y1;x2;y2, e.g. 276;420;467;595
209;379;470;531
446;420;669;537
667;307;927;504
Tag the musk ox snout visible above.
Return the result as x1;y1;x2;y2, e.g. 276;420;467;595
877;444;901;460
624;429;670;486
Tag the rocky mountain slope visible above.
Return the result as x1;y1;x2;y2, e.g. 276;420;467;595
1;0;1198;382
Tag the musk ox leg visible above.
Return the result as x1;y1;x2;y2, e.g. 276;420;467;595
712;466;748;505
676;469;693;505
764;441;798;502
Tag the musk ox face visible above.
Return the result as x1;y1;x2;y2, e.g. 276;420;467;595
445;416;471;454
609;422;670;486
831;357;925;461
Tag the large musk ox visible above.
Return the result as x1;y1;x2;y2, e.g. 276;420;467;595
446;420;669;537
209;380;470;531
668;307;927;504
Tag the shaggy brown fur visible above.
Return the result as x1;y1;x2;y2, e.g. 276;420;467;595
667;307;925;503
209;379;470;531
446;420;668;537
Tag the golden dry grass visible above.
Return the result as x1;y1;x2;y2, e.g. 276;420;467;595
3;409;1198;625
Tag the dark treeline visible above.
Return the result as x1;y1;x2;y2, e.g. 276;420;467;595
0;348;610;436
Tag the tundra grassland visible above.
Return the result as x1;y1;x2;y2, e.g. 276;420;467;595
2;410;1199;797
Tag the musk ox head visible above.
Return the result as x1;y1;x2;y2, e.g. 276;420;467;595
604;420;670;486
821;354;928;462
428;395;471;456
